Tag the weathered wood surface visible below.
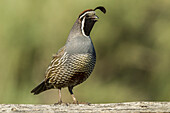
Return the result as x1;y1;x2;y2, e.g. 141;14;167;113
0;102;170;113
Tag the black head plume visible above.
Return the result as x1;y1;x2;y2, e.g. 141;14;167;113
94;6;106;14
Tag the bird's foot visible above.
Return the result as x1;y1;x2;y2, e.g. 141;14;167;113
54;101;62;105
54;102;70;106
78;102;91;105
72;100;79;104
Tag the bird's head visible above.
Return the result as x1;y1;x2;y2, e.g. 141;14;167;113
78;6;106;37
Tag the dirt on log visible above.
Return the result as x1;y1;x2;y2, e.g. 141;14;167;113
0;102;170;113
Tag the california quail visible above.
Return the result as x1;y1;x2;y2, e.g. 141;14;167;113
31;6;106;104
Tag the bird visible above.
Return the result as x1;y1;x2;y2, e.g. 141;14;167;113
31;6;106;104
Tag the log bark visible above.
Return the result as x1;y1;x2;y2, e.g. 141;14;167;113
0;102;170;112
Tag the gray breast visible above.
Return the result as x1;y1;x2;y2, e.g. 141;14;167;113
65;36;95;55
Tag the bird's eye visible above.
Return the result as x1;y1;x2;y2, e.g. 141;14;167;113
86;15;90;18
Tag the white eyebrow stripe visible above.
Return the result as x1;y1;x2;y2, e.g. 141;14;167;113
79;11;95;19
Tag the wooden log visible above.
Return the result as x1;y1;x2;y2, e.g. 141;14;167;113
0;102;170;112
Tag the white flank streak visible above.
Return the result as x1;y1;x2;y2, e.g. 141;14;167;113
46;52;68;75
54;52;68;68
52;58;59;65
51;58;56;63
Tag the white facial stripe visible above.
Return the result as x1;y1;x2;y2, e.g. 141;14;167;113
80;11;95;37
81;17;88;37
79;11;96;19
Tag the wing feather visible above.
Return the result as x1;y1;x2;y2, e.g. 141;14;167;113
45;46;67;80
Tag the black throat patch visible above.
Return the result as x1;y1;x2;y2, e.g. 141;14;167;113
83;17;96;36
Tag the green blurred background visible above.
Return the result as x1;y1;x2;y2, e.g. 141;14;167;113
0;0;170;104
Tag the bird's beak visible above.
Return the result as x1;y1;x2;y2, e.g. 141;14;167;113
92;14;99;21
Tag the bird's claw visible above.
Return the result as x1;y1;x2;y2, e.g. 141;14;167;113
54;101;62;105
73;101;79;104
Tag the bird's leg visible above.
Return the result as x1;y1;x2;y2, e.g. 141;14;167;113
54;86;62;105
68;87;78;104
58;88;62;104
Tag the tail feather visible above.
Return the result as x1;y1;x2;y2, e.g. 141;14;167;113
31;80;50;95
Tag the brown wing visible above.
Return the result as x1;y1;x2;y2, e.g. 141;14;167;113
45;46;66;80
